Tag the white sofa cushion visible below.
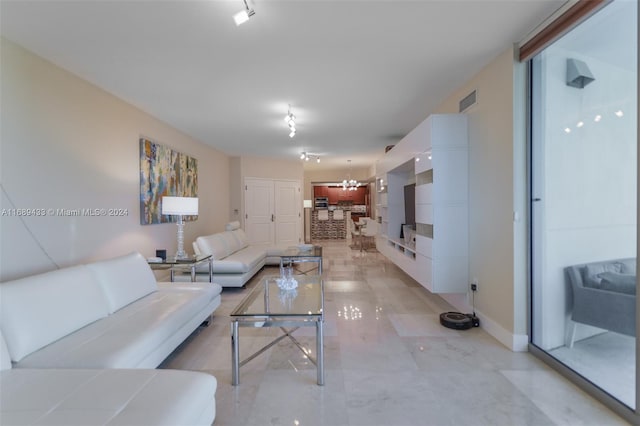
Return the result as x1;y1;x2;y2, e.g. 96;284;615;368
265;243;289;257
0;330;11;371
225;221;241;231
0;265;109;363
16;283;222;369
196;234;231;260
0;368;216;426
233;229;250;250
220;231;242;254
192;241;201;256
87;252;158;314
211;246;267;274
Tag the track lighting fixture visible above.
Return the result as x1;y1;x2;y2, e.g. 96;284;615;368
285;105;296;138
233;0;255;26
299;152;320;163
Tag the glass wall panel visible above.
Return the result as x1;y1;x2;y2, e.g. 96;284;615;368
531;0;637;409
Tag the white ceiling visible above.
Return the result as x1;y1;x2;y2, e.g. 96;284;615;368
0;0;565;171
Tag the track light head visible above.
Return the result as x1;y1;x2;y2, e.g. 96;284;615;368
233;0;255;26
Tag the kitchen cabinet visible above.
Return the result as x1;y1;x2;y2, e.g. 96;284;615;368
327;187;340;204
314;186;329;198
317;186;367;205
353;187;366;204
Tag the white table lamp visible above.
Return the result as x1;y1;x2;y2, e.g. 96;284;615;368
162;196;198;259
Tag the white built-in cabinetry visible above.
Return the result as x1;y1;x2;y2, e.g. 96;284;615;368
375;114;468;293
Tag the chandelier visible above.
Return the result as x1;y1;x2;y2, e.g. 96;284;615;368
342;160;361;191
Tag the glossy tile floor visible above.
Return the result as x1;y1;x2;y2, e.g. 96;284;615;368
161;240;627;426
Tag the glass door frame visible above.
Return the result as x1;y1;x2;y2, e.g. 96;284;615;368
526;2;640;418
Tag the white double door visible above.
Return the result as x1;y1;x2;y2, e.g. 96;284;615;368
244;178;301;246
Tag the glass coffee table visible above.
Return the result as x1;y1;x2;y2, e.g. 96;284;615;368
280;245;323;275
230;274;325;386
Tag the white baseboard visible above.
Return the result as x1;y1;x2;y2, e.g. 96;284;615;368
440;294;529;352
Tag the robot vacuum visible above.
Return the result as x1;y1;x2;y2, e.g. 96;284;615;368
439;312;480;330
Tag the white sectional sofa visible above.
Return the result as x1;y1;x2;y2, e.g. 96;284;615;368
0;252;221;425
192;221;288;287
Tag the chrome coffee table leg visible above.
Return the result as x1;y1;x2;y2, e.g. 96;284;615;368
231;321;240;385
316;319;324;385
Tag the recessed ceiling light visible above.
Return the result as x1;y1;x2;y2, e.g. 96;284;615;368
576;121;584;128
564;127;571;134
615;110;624;117
594;115;602;122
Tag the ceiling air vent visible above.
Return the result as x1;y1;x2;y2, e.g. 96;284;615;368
459;89;477;112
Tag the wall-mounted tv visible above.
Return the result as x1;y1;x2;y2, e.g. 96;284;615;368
404;183;416;226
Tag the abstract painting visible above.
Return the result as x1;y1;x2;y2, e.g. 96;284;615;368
139;138;198;225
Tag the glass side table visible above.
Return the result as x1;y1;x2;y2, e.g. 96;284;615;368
147;254;213;282
279;245;323;275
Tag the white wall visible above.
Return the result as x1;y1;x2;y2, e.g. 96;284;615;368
535;47;637;349
0;38;230;281
435;47;529;350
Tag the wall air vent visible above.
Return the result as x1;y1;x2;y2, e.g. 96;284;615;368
459;89;477;112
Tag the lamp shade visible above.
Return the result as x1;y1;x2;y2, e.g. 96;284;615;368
162;196;198;215
303;199;313;208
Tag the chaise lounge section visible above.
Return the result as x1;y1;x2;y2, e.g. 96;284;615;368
191;221;287;287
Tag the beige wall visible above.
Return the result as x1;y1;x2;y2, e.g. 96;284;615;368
0;38;230;281
435;47;528;349
240;156;304;181
229;157;242;224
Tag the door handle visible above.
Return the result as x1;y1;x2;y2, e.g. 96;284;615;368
271;214;275;222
